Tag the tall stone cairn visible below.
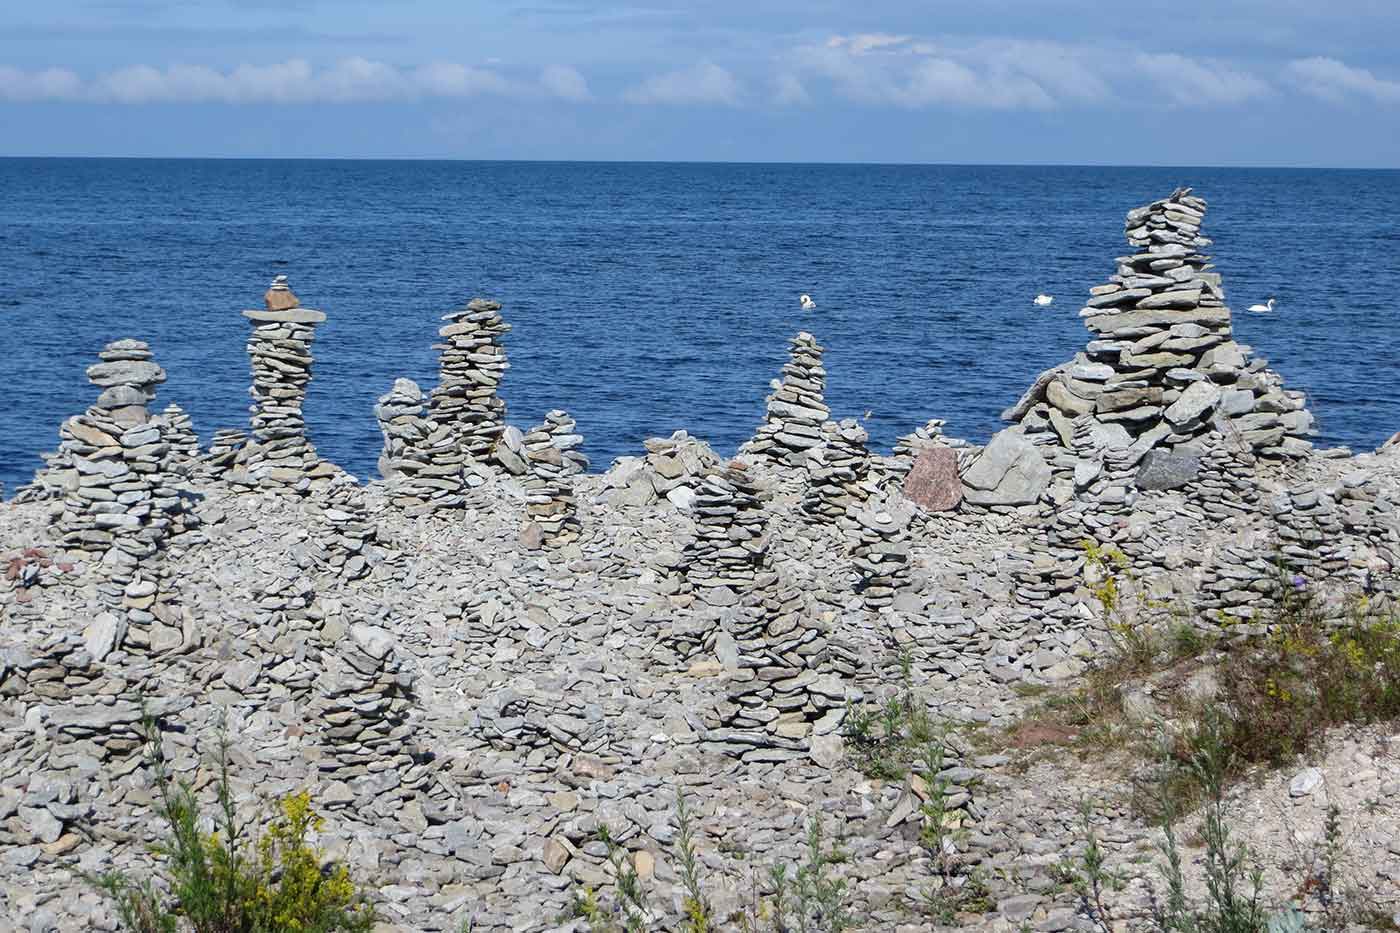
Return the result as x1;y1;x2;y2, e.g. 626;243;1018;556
55;340;185;648
1008;188;1315;464
682;461;772;605
309;624;417;793
519;411;583;548
802;418;873;521
375;378;428;481
429;298;511;464
233;275;327;492
156;403;200;478
714;583;847;744
741;332;830;465
848;501;911;609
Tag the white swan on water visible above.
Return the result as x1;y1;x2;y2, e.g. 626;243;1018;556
1034;293;1054;306
799;293;816;311
1248;297;1277;313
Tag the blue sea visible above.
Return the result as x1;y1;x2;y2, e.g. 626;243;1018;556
2;159;1399;494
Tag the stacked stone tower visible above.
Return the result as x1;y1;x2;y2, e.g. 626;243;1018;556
429;298;511;464
682;462;772;606
519;411;583;548
741;332;830;465
51;340;185;649
848;501;911;609
802;418;873;520
1006;188;1315;470
156;403;200;478
231;275;326;492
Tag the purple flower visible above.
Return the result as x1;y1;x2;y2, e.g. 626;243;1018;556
1292;574;1307;590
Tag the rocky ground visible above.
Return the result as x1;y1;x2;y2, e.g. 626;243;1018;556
3;440;1399;933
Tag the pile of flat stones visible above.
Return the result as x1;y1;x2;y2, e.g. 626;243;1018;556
741;332;830;466
496;411;589;480
681;462;771;607
156;403;200;478
375;378;468;512
848;501;912;609
229;276;329;493
1006;188;1314;467
52;341;186;636
708;583;849;750
375;378;430;481
600;431;722;509
429;298;511;467
1187;434;1261;520
312;475;378;579
518;413;583;548
802;418;873;521
202;428;245;479
309;624;416;792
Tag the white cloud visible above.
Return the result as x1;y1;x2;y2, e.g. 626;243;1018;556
1134;53;1270;106
539;64;591;101
1286;56;1400;103
793;34;1065;110
0;65;83;101
901;58;1053;108
624;61;741;105
413;62;510;98
790;34;1283;111
0;58;562;103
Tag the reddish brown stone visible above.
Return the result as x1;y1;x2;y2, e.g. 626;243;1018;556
903;447;962;512
264;286;300;311
519;520;545;550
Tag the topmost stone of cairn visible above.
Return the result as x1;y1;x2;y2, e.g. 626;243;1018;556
264;274;300;311
245;275;325;324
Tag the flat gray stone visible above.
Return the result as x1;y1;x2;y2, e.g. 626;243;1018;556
1136;449;1201;491
242;308;327;324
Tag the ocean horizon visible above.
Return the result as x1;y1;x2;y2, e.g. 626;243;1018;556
3;157;1399;492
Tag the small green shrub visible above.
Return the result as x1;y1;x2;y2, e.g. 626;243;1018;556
841;652;939;779
1217;589;1400;767
91;715;375;933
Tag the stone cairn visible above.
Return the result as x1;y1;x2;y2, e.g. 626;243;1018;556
711;583;848;749
669;460;853;747
848;501;912;610
156;403;200;478
496;410;589;479
314;474;378;580
202;428;246;480
429;298;511;468
541;410;589;475
374;378;466;511
309;624;420;808
681;462;772;606
230;276;327;493
600;431;721;509
1015;418;1137;609
801;418;873;521
741;332;830;466
53;340;185;649
375;378;428;481
518;412;583;548
1006;187;1315;470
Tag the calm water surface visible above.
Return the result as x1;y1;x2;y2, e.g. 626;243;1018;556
2;159;1398;493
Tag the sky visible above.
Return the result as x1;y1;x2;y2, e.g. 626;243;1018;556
2;1;1400;165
